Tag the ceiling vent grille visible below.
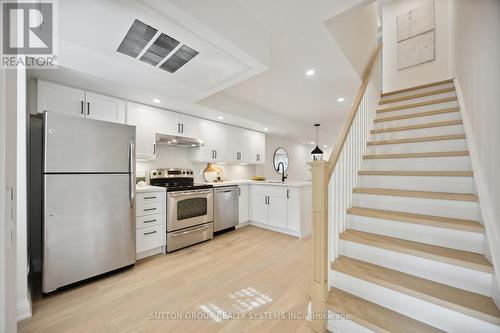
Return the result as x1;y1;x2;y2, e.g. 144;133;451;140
117;19;199;73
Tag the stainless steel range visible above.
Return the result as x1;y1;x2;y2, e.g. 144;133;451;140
150;168;213;252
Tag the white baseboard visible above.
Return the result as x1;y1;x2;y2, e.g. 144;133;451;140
249;221;300;238
454;78;500;307
17;296;31;321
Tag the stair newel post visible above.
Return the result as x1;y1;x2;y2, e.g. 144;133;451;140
310;160;331;333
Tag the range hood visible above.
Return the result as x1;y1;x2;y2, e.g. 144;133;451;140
156;133;204;147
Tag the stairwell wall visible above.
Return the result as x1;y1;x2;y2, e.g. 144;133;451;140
381;0;453;92
449;0;500;307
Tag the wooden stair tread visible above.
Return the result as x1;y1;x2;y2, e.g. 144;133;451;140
381;79;454;98
364;151;469;159
353;187;479;202
339;230;492;272
347;207;483;233
332;256;500;325
371;120;463;134
327;287;445;333
379;87;456;105
377;97;458;114
358;170;473;177
374;107;460;123
368;134;466;146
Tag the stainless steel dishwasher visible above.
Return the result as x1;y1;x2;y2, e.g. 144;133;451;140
214;186;239;232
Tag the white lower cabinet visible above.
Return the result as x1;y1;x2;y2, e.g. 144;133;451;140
249;184;311;237
136;188;166;259
238;185;250;224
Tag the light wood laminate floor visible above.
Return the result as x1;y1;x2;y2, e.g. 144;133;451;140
19;226;314;333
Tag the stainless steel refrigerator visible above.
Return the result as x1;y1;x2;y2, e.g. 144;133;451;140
40;111;136;292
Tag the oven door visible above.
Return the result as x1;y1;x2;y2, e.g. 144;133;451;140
167;189;214;232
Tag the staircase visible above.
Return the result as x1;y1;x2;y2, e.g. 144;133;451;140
324;79;500;332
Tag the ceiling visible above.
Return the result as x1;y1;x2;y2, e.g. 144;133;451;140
31;0;371;145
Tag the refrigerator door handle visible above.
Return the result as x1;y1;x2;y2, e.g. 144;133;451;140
128;139;135;207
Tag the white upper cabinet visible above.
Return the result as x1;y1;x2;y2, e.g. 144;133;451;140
126;102;157;160
247;131;266;164
38;80;85;117
178;114;199;139
156;110;199;139
192;119;226;162
156;109;178;136
85;92;126;123
38;80;125;124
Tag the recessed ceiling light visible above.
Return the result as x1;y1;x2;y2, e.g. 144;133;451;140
323;145;328;148
310;141;315;145
263;128;268;131
218;116;224;120
306;69;315;76
337;97;345;102
153;98;161;103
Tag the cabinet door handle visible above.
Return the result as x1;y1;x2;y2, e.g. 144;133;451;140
287;189;289;199
80;101;84;114
238;187;241;196
215;150;217;159
144;208;157;212
87;102;90;115
177;123;180;133
144;231;157;236
144;196;157;200
144;219;157;224
268;196;270;205
153;144;156;154
181;123;184;133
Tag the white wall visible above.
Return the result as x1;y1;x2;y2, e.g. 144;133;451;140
16;63;31;321
325;1;378;78
256;136;315;182
449;0;500;305
382;0;452;92
136;145;256;183
2;67;19;333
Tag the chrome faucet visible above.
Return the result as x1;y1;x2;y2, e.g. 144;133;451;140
277;162;287;183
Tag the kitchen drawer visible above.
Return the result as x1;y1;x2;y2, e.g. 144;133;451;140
137;191;165;205
136;224;165;253
137;213;164;229
167;222;213;252
137;202;164;216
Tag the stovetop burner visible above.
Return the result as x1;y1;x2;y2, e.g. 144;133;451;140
149;168;213;192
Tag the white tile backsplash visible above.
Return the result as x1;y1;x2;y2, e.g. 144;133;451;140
136;144;256;183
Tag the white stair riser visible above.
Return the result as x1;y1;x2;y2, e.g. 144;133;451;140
339;241;491;296
373;111;461;129
328;311;375;333
362;156;471;172
379;91;457;108
357;175;475;193
377;100;459;118
352;193;479;220
331;270;498;333
371;124;464;141
367;139;468;155
347;214;484;253
380;83;455;101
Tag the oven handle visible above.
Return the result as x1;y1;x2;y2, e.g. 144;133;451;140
170;224;212;237
169;190;213;197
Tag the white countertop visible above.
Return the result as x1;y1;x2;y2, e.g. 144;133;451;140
200;180;312;188
136;185;166;193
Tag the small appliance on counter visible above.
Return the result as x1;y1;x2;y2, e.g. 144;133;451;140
150;168;214;252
